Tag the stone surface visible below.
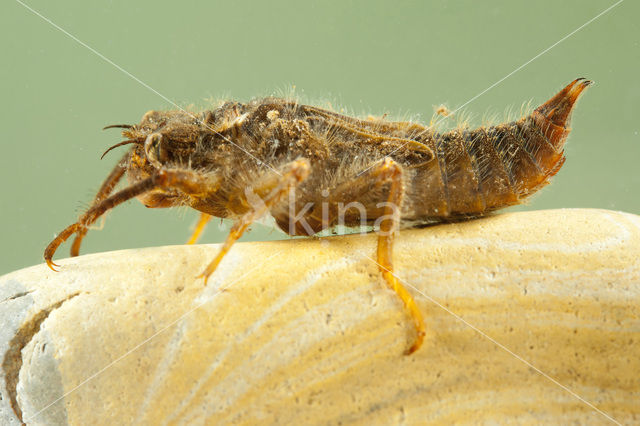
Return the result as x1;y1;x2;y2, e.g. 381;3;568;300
1;209;639;425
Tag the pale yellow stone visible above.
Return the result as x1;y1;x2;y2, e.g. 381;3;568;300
1;209;639;425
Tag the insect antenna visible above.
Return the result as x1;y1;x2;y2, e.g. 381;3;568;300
103;124;132;130
100;140;142;159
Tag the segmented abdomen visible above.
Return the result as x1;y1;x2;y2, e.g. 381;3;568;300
424;78;591;218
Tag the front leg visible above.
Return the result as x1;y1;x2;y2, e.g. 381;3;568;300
45;168;220;269
198;159;310;284
70;152;129;256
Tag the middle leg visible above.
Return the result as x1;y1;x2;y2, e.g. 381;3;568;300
198;158;310;284
186;213;213;244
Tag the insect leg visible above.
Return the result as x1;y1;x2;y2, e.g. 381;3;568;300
45;169;219;270
45;177;157;270
315;157;425;354
186;213;213;244
197;159;310;284
373;159;425;354
70;152;129;256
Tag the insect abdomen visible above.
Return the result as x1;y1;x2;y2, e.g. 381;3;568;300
436;78;591;217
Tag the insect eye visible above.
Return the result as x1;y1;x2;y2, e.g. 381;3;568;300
144;133;168;166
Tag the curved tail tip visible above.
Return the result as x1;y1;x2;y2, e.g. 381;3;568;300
573;77;594;91
534;78;592;128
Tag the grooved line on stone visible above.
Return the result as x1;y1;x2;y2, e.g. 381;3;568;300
1;291;35;305
2;292;81;424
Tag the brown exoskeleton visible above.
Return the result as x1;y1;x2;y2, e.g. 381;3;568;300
45;78;591;354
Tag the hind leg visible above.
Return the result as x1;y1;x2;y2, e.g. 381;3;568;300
308;157;425;354
373;159;425;354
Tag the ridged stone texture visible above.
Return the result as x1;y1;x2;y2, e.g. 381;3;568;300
1;209;639;425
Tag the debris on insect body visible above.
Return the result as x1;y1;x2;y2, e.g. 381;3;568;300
45;78;592;354
434;104;453;118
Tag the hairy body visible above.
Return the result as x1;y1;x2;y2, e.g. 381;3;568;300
45;78;591;354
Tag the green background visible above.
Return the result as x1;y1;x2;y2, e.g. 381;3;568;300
1;0;638;274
